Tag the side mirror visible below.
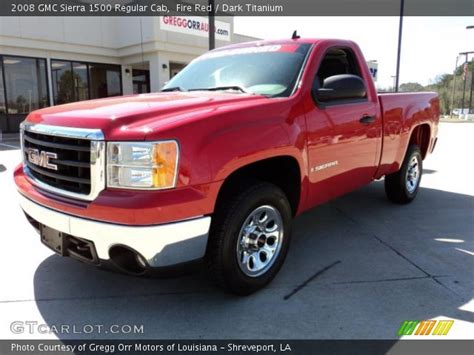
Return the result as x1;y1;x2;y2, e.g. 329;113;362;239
314;74;367;102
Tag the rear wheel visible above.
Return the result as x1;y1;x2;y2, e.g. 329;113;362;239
207;181;292;295
385;144;423;204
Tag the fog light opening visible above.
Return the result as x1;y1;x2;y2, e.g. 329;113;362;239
23;212;40;232
109;245;147;275
136;253;148;268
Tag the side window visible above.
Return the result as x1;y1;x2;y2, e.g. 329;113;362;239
316;48;362;86
312;47;367;105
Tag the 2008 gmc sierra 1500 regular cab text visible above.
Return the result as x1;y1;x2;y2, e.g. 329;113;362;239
15;38;439;295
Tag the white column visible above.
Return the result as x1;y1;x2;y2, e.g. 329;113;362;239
149;54;170;92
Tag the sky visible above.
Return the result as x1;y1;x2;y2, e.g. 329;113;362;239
234;17;474;89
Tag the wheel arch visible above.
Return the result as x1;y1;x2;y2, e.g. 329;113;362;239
214;155;303;217
408;123;431;159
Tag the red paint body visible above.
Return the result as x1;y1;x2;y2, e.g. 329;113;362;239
14;39;439;225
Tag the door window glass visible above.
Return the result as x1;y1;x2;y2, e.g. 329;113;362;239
315;48;363;88
132;69;150;94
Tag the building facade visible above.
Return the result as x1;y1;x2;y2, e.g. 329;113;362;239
0;16;258;132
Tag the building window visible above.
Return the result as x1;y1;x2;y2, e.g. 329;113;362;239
89;63;121;99
132;69;150;94
73;62;90;101
0;60;7;132
0;55;49;133
51;60;122;104
3;56;49;114
51;60;74;104
169;62;187;79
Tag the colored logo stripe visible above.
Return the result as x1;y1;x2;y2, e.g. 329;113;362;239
398;321;419;336
432;320;454;335
398;320;454;336
415;320;436;335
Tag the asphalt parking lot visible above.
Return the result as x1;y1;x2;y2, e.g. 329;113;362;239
0;123;472;343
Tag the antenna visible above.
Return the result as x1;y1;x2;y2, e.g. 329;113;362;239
292;30;300;39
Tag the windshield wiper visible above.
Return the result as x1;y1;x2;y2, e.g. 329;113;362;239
161;86;186;92
189;86;249;94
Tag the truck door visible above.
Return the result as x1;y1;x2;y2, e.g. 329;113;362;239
305;47;382;206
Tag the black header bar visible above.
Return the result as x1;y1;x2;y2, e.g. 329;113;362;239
1;0;473;16
0;339;473;355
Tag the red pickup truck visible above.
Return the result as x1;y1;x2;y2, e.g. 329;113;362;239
15;38;439;295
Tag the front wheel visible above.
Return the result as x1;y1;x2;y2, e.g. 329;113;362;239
207;182;293;295
385;144;423;204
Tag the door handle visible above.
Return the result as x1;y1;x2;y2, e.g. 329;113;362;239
359;115;376;125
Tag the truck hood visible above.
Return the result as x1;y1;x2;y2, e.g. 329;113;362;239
26;92;270;140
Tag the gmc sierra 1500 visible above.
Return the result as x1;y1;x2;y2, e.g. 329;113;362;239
15;38;439;295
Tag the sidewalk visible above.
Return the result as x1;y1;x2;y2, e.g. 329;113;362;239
0;132;20;151
440;116;474;123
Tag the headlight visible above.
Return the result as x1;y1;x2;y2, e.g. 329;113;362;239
107;141;179;189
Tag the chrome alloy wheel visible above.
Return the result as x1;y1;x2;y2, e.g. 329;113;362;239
406;155;420;193
236;205;284;278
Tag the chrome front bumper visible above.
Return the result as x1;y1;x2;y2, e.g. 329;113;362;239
19;194;211;268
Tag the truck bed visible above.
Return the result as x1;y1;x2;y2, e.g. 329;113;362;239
376;92;440;177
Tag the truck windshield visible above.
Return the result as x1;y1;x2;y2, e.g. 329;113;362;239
162;44;311;97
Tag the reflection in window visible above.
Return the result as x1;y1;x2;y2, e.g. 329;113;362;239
52;60;121;104
0;61;5;114
73;62;89;101
3;56;48;114
89;63;121;99
133;69;150;94
51;60;74;104
0;61;6;132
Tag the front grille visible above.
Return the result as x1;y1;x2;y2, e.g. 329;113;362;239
23;130;92;195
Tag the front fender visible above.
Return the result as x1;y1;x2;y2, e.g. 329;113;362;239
146;97;308;192
204;117;299;180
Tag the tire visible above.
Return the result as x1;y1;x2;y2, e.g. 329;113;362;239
207;181;293;295
385;144;423;204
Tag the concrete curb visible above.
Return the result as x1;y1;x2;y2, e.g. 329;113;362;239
440;119;474;123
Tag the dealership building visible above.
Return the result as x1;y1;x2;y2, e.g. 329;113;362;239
0;16;258;133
